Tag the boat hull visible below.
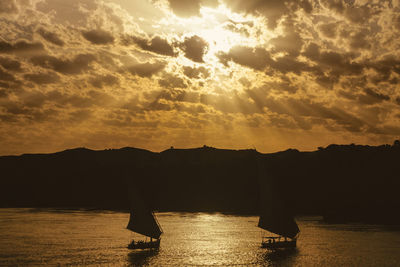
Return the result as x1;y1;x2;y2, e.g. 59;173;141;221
128;239;160;250
261;239;296;249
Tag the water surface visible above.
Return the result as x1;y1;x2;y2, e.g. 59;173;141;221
1;209;400;266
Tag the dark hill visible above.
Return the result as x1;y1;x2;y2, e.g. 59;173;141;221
1;142;400;224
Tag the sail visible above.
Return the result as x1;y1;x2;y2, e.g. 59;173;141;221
257;157;299;239
127;210;162;239
126;187;162;239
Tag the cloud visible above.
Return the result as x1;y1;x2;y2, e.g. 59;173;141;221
218;45;315;75
89;74;119;88
0;40;45;55
158;73;187;89
167;0;218;17
123;35;176;56
320;0;345;14
318;22;338;39
344;4;378;24
24;72;60;85
31;54;96;75
349;29;370;50
82;29;114;45
263;79;298;94
36;0;97;27
224;23;250;37
303;42;363;79
217;46;270;71
223;0;313;29
127;61;166;78
243;91;368;132
269;21;304;56
143;88;199;105
0;57;22;72
0;0;18;14
357;88;390;105
37;27;65;46
182;66;210;79
45;89;115;108
179;35;208;63
1;0;400;155
0;68;17;82
168;0;202;17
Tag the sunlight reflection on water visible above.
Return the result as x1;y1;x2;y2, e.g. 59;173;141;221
1;209;400;266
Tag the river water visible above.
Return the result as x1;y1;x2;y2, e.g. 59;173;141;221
1;209;400;266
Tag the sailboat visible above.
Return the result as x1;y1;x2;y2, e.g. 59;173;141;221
127;187;163;250
257;157;299;249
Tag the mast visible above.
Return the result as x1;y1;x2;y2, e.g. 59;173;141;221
257;155;299;239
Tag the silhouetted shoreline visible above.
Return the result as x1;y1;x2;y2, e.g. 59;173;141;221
1;141;399;224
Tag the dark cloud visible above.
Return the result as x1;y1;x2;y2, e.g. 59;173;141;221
349;30;370;50
344;4;378;24
0;40;45;55
31;54;95;75
45;89;114;108
180;35;208;63
320;0;345;14
303;42;363;77
357;88;390;105
89;74;119;88
319;22;338;38
367;56;400;80
0;88;8;98
158;74;187;89
82;29;114;45
0;81;10;89
217;46;270;70
167;0;218;17
0;57;22;71
320;1;380;24
127;61;166;78
24;72;60;85
168;0;201;17
182;66;210;79
218;45;314;75
0;0;18;14
224;23;250;37
21;91;47;108
143;88;199;105
124;35;176;56
37;27;65;46
268;55;312;75
269;21;304;56
0;68;17;82
224;0;313;29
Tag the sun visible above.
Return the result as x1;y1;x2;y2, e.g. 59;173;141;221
172;5;259;62
199;25;242;54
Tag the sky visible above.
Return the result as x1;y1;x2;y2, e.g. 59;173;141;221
0;0;399;155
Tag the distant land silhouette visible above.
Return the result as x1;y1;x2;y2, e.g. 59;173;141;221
1;141;400;224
